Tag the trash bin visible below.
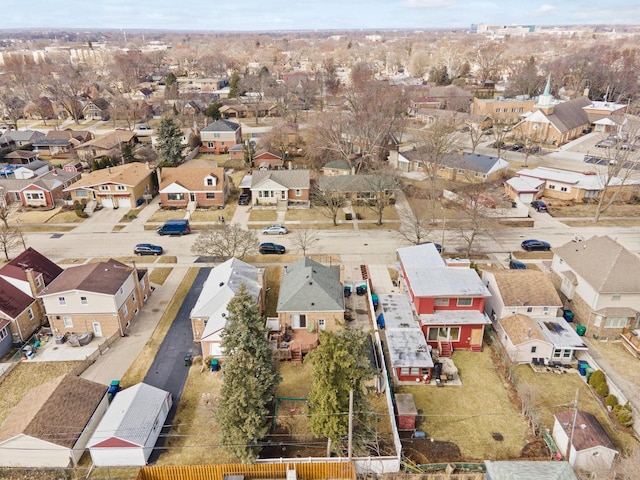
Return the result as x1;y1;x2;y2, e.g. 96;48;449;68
576;325;586;336
563;309;575;322
210;358;219;372
184;354;192;367
377;313;385;329
372;294;379;310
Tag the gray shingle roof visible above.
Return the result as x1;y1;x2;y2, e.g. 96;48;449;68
251;169;309;189
200;119;241;132
277;257;344;312
547;96;591;132
553;235;640;293
318;174;397;193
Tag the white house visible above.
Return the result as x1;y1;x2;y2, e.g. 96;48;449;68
88;383;172;466
551;235;640;340
553;410;618;471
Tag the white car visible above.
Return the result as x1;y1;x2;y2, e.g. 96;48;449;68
262;225;288;235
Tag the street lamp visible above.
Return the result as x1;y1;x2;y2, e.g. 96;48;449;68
441;205;446;250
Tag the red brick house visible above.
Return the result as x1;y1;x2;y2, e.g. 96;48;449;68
158;166;229;209
199;119;242;155
397;243;491;358
253;149;284;170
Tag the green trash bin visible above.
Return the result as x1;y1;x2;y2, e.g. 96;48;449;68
576;325;586;336
184;354;192;366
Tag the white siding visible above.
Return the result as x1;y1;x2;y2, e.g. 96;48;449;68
0;435;71;467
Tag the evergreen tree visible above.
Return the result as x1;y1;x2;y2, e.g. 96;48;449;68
205;102;223;120
216;285;280;464
155;115;183;166
229;71;241;98
306;328;375;456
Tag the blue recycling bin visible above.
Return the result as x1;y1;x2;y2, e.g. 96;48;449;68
210;358;219;371
563;309;575;322
377;313;385;329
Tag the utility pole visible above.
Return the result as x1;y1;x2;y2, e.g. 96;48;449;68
347;389;354;459
565;389;579;463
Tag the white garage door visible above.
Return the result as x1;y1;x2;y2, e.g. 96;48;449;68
116;197;131;209
101;197;114;209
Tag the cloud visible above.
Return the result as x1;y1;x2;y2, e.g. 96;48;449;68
403;0;457;8
533;4;559;16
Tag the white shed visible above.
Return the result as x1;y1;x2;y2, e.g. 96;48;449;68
88;383;172;466
553;410;618;471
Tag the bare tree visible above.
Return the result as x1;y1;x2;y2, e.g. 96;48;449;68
465;123;485;153
412;120;461;220
191;224;258;260
0;225;21;261
291;228;319;256
398;207;434;245
453;182;499;257
362;174;398;226
471;41;504;86
44;55;88;124
516;383;540;435
312;185;345;227
0;207;9;228
593;117;640;221
613;447;640;480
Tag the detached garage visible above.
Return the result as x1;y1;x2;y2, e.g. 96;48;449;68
88;383;172;466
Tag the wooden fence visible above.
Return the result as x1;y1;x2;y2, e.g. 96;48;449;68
136;461;355;480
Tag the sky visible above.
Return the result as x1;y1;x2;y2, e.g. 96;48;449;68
2;0;640;32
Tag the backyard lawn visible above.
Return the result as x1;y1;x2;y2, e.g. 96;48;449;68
398;349;530;461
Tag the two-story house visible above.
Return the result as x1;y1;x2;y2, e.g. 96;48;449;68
190;258;265;358
64;162;155;209
482;269;586;365
199;119;242;155
397;243;492;357
551;235;640;341
39;259;151;339
74;130;137;162
0;247;63;346
158;166;229;209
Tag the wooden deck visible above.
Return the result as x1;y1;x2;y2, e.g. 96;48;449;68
621;327;640;358
270;328;319;363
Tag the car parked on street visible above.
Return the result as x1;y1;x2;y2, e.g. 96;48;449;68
134;244;163;256
509;259;527;269
262;225;288;235
521;239;551;251
259;242;285;254
531;200;548;212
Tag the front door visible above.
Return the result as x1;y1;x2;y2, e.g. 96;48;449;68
92;322;103;338
470;328;482;346
281;190;286;200
190;193;196;201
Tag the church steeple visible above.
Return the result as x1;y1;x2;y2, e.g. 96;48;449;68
535;73;555;114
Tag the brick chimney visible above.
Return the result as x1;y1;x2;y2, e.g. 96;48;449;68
25;268;40;296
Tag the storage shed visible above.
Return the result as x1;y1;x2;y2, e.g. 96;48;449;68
395;393;418;431
88;383;172;466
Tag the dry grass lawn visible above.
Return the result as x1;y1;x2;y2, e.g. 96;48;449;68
590;341;640;385
357;221;401;231
398;349;530;461
265;265;283;316
10;207;62;224
550;203;640;218
149;267;173;285
249;209;279;222
45;210;84;224
119;207;144;222
147;209;188;223
353;204;400;221
562;219;640;228
120;268;199;388
284;208;331;222
0;362;81;425
512;364;637;452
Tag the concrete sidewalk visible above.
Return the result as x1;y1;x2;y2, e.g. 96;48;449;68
80;266;190;385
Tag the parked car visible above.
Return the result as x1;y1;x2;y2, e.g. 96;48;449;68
157;219;190;235
134;243;163;256
509;259;527;270
596;139;615;148
259;242;285;254
510;143;523;152
525;145;541;154
262;224;288;235
419;241;443;253
238;193;251;205
531;200;548;212
521;239;551;251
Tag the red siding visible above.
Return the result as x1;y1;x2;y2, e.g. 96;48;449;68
423;324;485;350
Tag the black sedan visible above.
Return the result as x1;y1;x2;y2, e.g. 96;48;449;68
509;259;527;269
134;243;163;256
521;240;551;252
259;242;286;254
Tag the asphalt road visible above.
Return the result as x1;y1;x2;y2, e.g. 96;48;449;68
144;267;210;464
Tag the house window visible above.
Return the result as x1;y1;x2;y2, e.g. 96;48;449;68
531;346;537;353
563;350;572;358
81;296;88;305
526;307;533;313
605;317;627;328
552;349;562;358
295;189;301;197
58;296;67;306
400;367;410;376
0;328;6;340
449;327;460;341
427;328;439;341
213;133;221;138
116;185;126;191
560;187;568;192
318;319;325;329
548;184;556;190
167;193;185;201
495;108;500;113
434;298;449;307
25;192;45;200
543;307;550;315
511;307;518;314
122;304;129;317
612;293;621;301
35;276;42;288
75;190;88;198
28;308;34;320
206;192;215;199
205;176;217;186
99;185;110;191
63;317;73;328
207;141;214;148
119;286;124;295
457;298;473;307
